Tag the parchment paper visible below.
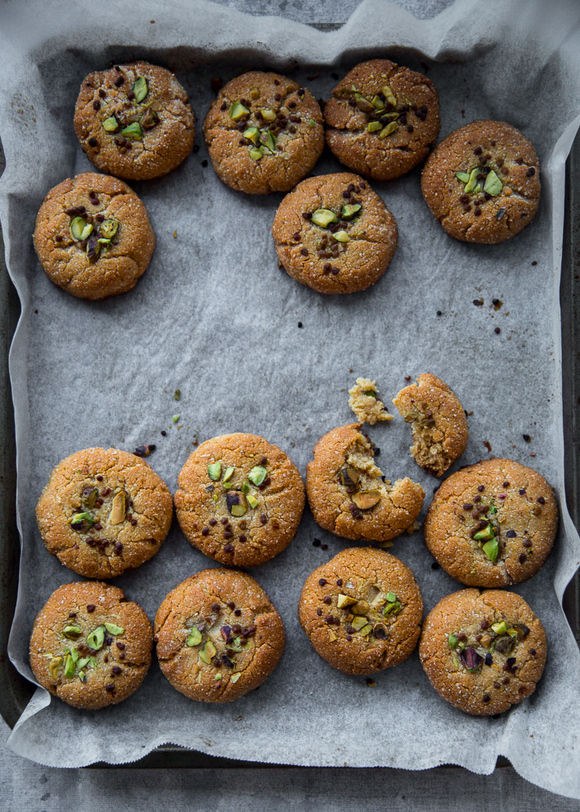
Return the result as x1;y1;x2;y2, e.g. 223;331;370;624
1;0;580;798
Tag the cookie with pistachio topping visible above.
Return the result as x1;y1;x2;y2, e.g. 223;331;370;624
421;120;540;243
424;458;558;587
298;547;423;674
74;61;195;180
36;447;173;579
393;373;468;477
306;423;424;543
33;172;155;299
271;173;398;294
324;59;440;181
30;581;152;710
155;569;285;702
203;71;324;194
174;433;305;567
419;588;547;715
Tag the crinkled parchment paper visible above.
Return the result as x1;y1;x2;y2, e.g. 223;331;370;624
1;0;580;798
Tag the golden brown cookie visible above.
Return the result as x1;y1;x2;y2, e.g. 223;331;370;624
419;588;547;715
306;424;424;543
74;61;195;180
421;120;540;243
392;373;468;477
271;173;398;294
348;377;393;424
174;433;305;567
30;581;152;710
33;172;155;299
298;547;423;674
36;448;173;579
155;569;285;703
423;458;558;587
324;59;440;181
203;71;324;194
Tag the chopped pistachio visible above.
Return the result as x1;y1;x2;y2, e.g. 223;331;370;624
482;538;499;563
328;630;337;642
351;490;381;510
249;88;260;100
247;493;259;509
109;492;126;525
226;491;247;516
311;208;339;228
98;219;119;241
231;672;241;683
332;230;350;243
464;167;482;194
243;126;260;144
77;657;90;670
338;467;361;488
337;594;357;609
385;593;397;603
63;655;75;678
186;627;202;647
222;466;235;484
49;657;63;680
341;204;362;220
259;108;276;122
63;624;82;639
78;670;87;683
86;626;106;651
507;628;519;638
354;93;375;114
379;121;398;138
308;118;316;127
249;147;263;161
104;622;124;636
371;95;385;110
381;84;397;106
241;480;250;494
473;523;495;542
384;601;401;615
229;101;250;120
448;634;458;649
121;122;143;141
455;171;470;183
140;107;159;130
70;511;95;530
360;623;373;637
247;465;267;486
208;462;222;481
102;116;119;132
214;673;222;680
260;130;277;154
492;621;508;635
367;121;383;133
351;600;369;615
83;486;99;508
351;616;368;631
70;647;79;663
484;169;503;196
133;76;148;103
70;217;93;242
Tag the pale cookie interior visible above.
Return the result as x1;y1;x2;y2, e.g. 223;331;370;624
348;378;393;425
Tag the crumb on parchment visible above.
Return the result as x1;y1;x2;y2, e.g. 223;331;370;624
348;378;393;425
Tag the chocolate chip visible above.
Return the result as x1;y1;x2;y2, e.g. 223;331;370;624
93;100;101;111
88;137;98;147
319;578;327;586
105;683;115;692
505;529;516;538
112;665;122;675
115;76;124;87
537;496;545;504
323;596;332;605
527;167;536;176
202;527;209;536
87;604;95;613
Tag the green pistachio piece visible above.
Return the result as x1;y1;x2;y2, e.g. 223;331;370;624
492;621;507;635
311;209;339;228
229;101;250;120
77;657;90;670
385;593;397;603
474;523;495;542
121;122;143;141
243;127;260;144
49;657;63;680
367;121;383;133
455;172;470;183
483;538;499;563
133;76;148;103
63;655;75;678
109;492;126;525
222;466;235;484
172;414;180;423
83;486;99;508
260;130;277;154
86;626;106;651
248;465;267;486
78;670;87;683
186;627;202;647
208;462;222;481
99;218;119;240
104;622;124;636
332;230;350;243
384;600;401;615
259;108;276;122
70;511;95;530
483;169;503;196
199;641;217;664
214;673;222;680
308;118;316;127
354;93;375;114
363;389;377;398
230;672;241;683
247;493;259;509
371;95;385;110
341;204;362;220
464;167;482;194
63;625;82;639
379;121;398;139
140;107;160;130
226;491;247;516
351;616;368;631
507;628;519;638
448;634;458;649
70;217;93;242
241;480;250;494
381;84;397;106
70;647;79;663
360;623;373;637
102;116;119;132
249;147;263;161
89;657;97;667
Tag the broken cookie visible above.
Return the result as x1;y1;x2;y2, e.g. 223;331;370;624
349;377;393;424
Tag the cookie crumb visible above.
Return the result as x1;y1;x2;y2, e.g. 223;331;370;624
348;378;393;425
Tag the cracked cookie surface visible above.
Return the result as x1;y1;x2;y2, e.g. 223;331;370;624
421;120;540;243
324;59;440;181
393;373;468;477
36;447;173;579
155;569;285;703
423;458;558;587
74;61;195;181
272;173;397;294
419;588;547;715
30;580;152;710
203;71;324;194
306;423;424;543
174;433;305;567
299;547;423;674
33;172;155;299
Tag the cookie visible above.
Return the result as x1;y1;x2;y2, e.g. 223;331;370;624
174;433;305;567
203;71;324;194
74;61;195;181
421;120;540;243
33;172;155;299
348;377;393;424
36;447;173;579
423;458;558;587
392;373;468;477
298;547;423;674
155;569;285;703
30;581;152;710
419;588;547;715
306;424;424;543
271;173;398;294
324;59;440;181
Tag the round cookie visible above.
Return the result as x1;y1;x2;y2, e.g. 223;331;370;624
271;173;398;294
423;458;558;587
155;569;285;703
174;433;305;567
306;424;425;543
203;71;324;194
324;59;440;181
33;172;155;299
392;373;468;477
419;588;547;715
74;61;195;181
30;581;152;710
36;447;173;579
298;547;423;675
421;120;540;243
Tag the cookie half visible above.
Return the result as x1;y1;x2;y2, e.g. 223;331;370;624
419;588;547;715
33;172;155;299
392;373;468;477
203;71;324;194
324;59;440;181
306;423;424;543
74;61;195;180
421;120;540;243
30;581;152;710
174;433;305;567
423;458;558;587
299;547;423;674
272;173;398;294
155;569;285;703
36;448;173;579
